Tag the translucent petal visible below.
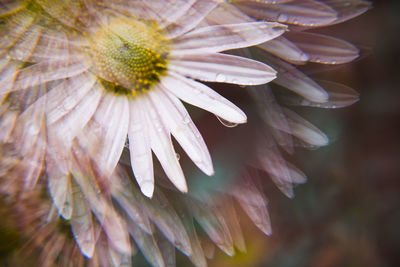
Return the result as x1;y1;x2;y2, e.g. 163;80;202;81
149;89;214;176
128;222;166;267
231;175;272;234
70;179;96;258
128;98;154;198
162;72;247;124
90;94;129;177
171;21;286;55
233;0;338;26
169;53;276;85
164;0;219;38
142;96;188;193
258;36;309;64
286;31;359;64
283;108;329;147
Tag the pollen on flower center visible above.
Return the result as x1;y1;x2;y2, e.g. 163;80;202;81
89;17;170;96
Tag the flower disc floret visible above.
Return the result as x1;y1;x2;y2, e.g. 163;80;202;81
90;17;170;96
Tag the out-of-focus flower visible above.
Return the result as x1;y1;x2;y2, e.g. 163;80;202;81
204;0;370;198
0;1;370;267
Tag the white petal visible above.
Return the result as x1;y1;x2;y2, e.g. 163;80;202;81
91;94;129;176
128;98;154;198
233;0;337;26
262;54;329;103
46;73;97;124
47;162;73;219
70;180;95;258
164;0;219;38
50;82;103;144
2;58;90;92
141;96;187;193
169;53;276;85
286;31;359;64
171;21;286;56
162;72;247;124
258;36;309;64
283;108;329;146
148;89;214;175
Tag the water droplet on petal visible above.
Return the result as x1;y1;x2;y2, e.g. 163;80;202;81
216;73;226;83
175;153;180;161
216;116;238;128
28;124;39;135
278;13;288;22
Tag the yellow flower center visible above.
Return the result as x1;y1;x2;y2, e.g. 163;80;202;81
90;17;170;96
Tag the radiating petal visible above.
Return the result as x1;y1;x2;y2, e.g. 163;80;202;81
162;72;247;124
127;222;166;267
189;199;234;256
70;179;96;258
286;31;359;64
233;0;338;26
47;163;73;219
128;98;154;198
149;89;214;176
258;36;309;64
1;58;90;93
169;53;276;85
164;0;219;38
258;52;328;103
231;175;272;235
89;94;129;177
171;21;286;55
284;80;360;108
142;96;187;193
283;108;329;147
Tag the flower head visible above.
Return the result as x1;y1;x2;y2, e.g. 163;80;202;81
0;0;285;198
0;0;370;266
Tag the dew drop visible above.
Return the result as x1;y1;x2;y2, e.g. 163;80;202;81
216;73;226;83
175;153;180;161
28;124;39;135
216;116;238;128
278;13;288;22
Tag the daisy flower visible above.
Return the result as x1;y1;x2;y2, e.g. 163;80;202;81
0;0;286;198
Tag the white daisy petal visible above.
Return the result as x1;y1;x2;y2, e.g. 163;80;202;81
162;72;247;124
169;53;276;85
285;31;359;64
46;73;97;124
171;21;287;56
2;58;90;92
258;36;309;64
164;0;219;38
283;108;329;147
47;163;73;220
233;0;338;26
91;94;129;176
144;0;196;27
128;98;154;198
50;82;103;144
70;179;95;258
141;96;187;193
148;89;214;175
